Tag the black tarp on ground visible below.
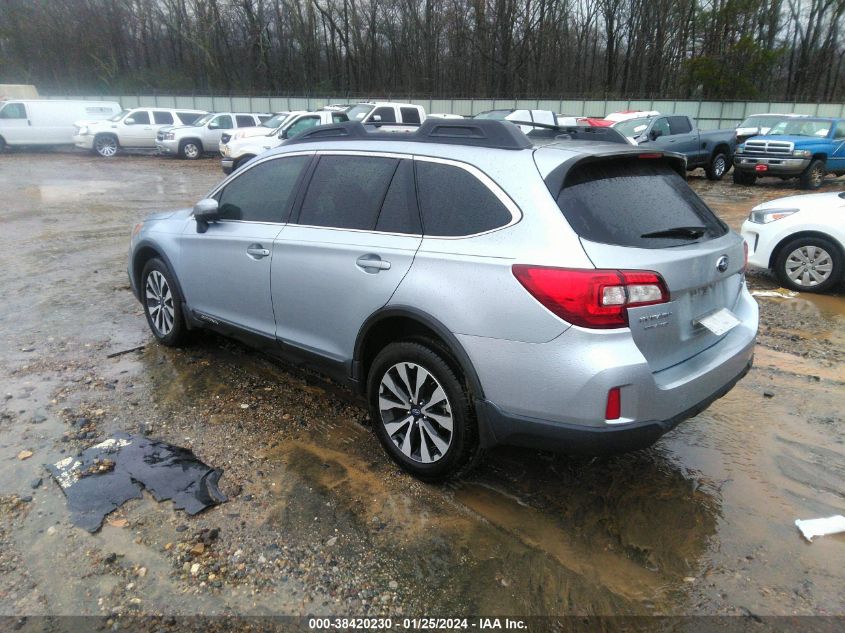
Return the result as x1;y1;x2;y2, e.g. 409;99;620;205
46;432;227;532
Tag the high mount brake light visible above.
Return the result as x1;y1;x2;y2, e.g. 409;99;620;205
512;266;670;329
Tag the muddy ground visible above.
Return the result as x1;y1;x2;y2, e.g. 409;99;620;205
0;151;843;629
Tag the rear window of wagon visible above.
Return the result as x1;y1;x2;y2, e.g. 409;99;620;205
554;159;728;248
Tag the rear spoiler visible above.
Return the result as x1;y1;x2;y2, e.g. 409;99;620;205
542;149;688;198
508;120;630;145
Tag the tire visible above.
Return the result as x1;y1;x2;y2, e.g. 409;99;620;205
774;236;842;293
367;340;480;482
732;169;756;185
179;139;202;160
94;134;119;158
799;159;826;190
140;258;190;346
705;151;729;180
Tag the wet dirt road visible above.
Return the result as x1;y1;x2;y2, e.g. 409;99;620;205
0;153;843;626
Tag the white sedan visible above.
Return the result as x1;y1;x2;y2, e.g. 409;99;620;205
741;192;845;293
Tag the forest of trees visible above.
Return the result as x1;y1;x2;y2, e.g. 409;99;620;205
1;0;844;101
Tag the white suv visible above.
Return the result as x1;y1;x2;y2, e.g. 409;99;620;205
74;107;207;157
155;112;271;159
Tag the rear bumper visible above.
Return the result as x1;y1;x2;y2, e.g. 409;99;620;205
734;155;809;175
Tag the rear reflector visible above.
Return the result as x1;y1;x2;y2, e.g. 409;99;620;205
512;266;669;328
606;387;621;420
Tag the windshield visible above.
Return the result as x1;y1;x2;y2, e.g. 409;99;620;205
347;104;375;121
191;113;214;127
473;110;513;120
738;115;786;130
768;119;831;137
109;109;130;122
614;117;653;137
261;112;290;128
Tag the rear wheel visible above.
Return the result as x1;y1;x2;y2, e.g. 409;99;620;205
705;152;729;180
367;341;479;481
179;139;202;160
141;258;190;346
799;159;826;190
774;236;842;293
94;134;118;158
732;169;756;185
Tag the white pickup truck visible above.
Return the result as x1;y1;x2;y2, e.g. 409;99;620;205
154;112;271;159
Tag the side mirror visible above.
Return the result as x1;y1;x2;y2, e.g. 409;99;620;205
372;114;382;122
193;198;220;233
124;118;135;126
649;128;662;140
279;129;289;139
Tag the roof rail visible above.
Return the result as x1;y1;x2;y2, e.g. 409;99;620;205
510;121;630;145
283;119;534;150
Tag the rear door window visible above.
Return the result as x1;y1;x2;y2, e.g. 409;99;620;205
400;107;421;124
297;155;397;230
217;155;310;223
554;159;727;249
668;116;692;134
415;160;514;236
153;111;174;125
235;115;255;127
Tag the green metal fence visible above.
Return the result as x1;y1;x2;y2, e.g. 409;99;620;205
42;94;845;130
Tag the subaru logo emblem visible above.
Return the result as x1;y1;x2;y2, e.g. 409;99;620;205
716;255;729;273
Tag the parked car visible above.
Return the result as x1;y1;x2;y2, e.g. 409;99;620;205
219;109;349;174
0;99;121;150
735;113;808;144
219;111;293;147
74;107;207;157
579;110;662;127
733;118;845;189
614;114;737;180
345;102;426;126
741;191;845;293
427;113;465;119
155;112;272;159
129;119;757;480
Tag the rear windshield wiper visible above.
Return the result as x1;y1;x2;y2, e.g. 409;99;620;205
641;226;707;239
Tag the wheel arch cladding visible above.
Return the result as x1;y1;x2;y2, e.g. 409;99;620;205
769;231;844;269
132;243;187;307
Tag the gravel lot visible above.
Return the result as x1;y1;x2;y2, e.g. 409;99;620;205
0;151;843;628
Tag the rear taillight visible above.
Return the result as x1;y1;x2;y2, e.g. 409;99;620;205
512;266;669;329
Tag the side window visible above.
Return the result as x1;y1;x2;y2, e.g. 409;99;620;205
652;117;671;137
400;107;421;125
0;103;27;119
127;111;150;125
209;115;233;130
153;111;174;125
217;155;310;223
177;111;202;125
834;122;845;140
285;116;321;138
298;155;398;230
372;107;396;123
376;160;421;234
332;113;348;123
668;116;692;134
235;115;255;127
415;161;513;237
257;114;273;123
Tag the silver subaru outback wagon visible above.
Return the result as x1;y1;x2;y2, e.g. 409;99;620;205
128;119;758;481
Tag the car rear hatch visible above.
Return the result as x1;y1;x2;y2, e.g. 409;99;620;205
536;148;746;372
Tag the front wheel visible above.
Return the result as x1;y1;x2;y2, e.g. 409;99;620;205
367;341;479;481
799;159;826;190
141;258;190;346
180;140;202;160
732;169;756;185
94;134;119;158
774;237;842;293
705;152;729;180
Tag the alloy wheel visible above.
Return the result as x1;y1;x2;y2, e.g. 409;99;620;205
145;270;175;335
95;136;117;157
183;143;200;159
377;362;453;464
785;245;833;287
713;156;726;177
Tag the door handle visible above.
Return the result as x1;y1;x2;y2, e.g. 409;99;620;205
356;255;391;271
246;244;270;259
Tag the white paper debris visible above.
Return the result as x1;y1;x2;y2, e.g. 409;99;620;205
795;515;845;542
